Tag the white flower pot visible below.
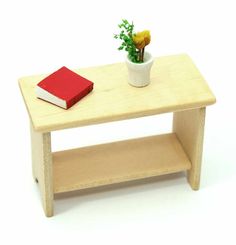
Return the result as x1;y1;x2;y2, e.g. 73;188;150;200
126;52;154;87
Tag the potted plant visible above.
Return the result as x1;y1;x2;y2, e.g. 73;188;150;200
114;19;153;87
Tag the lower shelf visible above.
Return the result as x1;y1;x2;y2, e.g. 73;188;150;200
53;133;191;193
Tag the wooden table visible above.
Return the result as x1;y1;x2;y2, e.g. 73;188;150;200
19;54;216;217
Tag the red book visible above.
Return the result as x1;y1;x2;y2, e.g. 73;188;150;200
36;66;94;109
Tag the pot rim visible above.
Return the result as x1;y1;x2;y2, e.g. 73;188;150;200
126;52;153;66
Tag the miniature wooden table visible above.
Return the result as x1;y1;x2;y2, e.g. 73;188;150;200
19;54;216;217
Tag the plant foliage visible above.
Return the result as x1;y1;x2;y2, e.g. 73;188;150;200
114;19;151;63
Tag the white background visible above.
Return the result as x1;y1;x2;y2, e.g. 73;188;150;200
1;0;236;244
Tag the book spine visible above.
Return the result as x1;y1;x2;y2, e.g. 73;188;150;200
66;84;94;109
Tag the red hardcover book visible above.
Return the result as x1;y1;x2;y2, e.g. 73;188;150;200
36;66;94;109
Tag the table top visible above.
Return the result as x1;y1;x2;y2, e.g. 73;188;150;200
19;54;216;132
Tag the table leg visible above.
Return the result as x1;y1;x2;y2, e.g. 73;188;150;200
30;124;53;217
173;107;206;190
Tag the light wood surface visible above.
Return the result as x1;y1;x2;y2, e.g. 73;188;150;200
53;133;191;193
20;55;216;217
30;125;53;217
19;54;216;132
173;108;206;190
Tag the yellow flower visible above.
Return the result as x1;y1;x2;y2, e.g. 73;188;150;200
133;34;145;49
142;30;151;45
132;30;151;49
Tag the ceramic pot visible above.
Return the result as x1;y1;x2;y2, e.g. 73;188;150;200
126;52;154;87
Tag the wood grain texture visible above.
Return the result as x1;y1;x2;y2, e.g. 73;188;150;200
30;125;53;217
173;108;206;190
53;133;191;193
19;54;216;132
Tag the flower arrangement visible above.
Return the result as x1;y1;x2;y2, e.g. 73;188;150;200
114;19;151;63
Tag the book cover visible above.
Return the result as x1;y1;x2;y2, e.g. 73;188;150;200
36;66;94;109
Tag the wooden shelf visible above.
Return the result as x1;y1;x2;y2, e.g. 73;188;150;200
19;54;216;216
53;133;191;193
19;54;216;132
